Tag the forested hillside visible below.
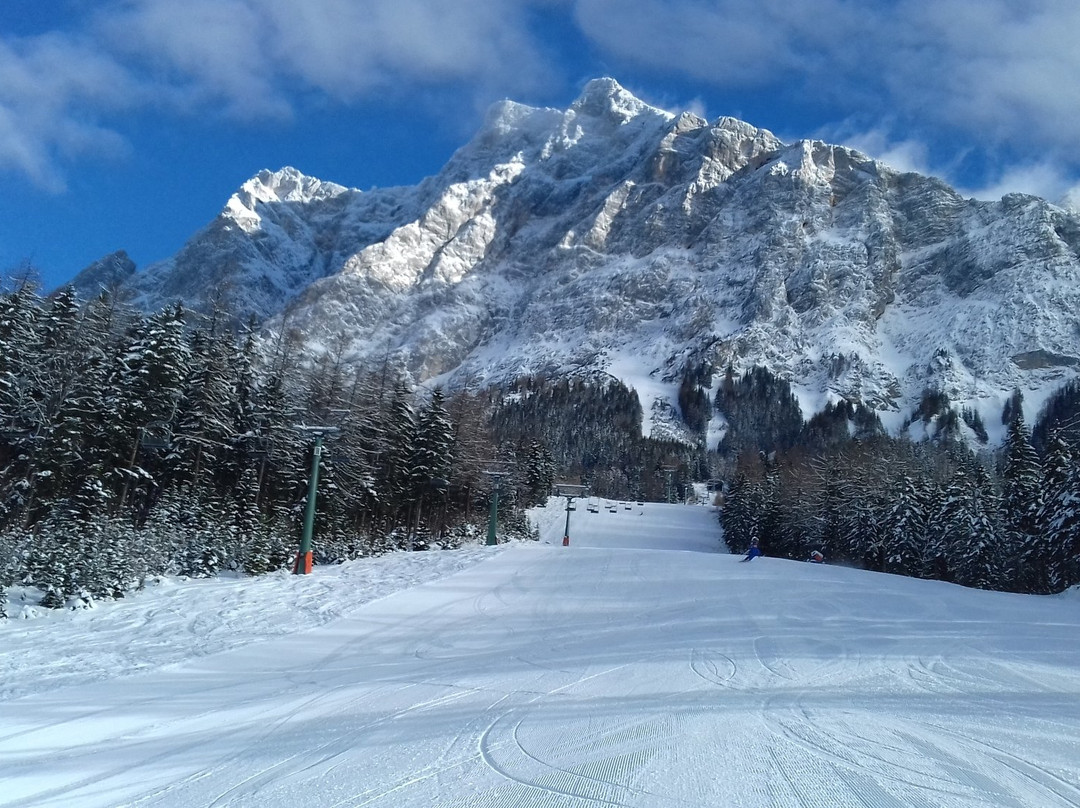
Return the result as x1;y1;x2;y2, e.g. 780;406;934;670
0;283;553;613
3;278;1079;616
717;369;1080;594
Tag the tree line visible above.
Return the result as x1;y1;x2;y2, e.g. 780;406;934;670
4;276;1077;614
717;368;1080;594
0;282;559;613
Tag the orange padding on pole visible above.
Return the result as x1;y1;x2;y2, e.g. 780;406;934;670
293;551;313;574
562;536;569;546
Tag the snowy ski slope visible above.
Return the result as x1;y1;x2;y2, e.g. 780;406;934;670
3;500;1080;806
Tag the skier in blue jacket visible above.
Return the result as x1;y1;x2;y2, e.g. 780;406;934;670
742;539;762;561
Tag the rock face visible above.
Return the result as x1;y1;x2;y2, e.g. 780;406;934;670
71;250;137;296
71;78;1080;434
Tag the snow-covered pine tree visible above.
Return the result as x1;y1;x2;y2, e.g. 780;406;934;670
106;305;189;515
249;364;305;516
173;327;236;492
27;510;88;608
327;395;382;542
805;452;847;562
0;526;14;618
1042;458;1080;592
952;465;1008;590
856;484;892;571
178;489;231;577
222;325;262;497
929;459;1005;590
524;440;556;507
137;486;191;576
36;292;123;524
379;384;418;536
411;389;455;488
755;454;787;554
1031;432;1077;592
921;474;953;581
884;471;930;576
234;466;274;574
0;284;47;527
0;282;41;433
720;472;757;552
1000;411;1043;542
83;512;137;600
1001;387;1024;426
407;388;456;545
445;386;495;525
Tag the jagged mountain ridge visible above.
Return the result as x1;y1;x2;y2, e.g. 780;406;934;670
72;78;1080;439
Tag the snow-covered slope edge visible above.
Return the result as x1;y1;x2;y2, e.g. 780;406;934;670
0;545;505;701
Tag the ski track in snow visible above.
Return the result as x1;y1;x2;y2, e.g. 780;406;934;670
3;500;1080;807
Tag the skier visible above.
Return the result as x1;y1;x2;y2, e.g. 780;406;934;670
741;538;762;562
808;549;825;564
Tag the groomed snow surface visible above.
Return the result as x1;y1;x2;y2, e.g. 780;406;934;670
4;500;1080;807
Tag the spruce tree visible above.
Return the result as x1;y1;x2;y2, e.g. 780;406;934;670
106;305;189;514
233;467;266;572
524;440;556;507
953;466;1007;590
173;328;236;491
1001;412;1043;536
720;473;757;552
380;384;418;532
1043;462;1080;591
884;473;929;576
1032;433;1077;592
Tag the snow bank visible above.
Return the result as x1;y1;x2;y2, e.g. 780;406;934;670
0;544;506;701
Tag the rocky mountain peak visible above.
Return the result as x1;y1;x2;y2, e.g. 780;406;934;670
76;80;1080;442
68;249;137;297
570;77;671;125
223;167;350;232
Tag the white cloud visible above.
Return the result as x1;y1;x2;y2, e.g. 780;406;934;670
5;0;1080;198
265;0;553;96
828;128;933;176
96;0;289;119
0;33;134;189
879;1;1080;151
571;0;867;88
959;162;1078;204
1;0;558;187
570;0;1080;183
683;98;709;120
94;0;556;111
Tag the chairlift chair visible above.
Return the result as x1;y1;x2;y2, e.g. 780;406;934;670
139;430;171;451
246;436;273;461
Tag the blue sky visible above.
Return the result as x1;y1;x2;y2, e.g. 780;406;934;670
3;0;1079;290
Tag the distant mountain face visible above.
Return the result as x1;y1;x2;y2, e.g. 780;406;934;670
72;78;1080;438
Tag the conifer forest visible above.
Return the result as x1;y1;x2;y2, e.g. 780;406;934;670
2;280;1080;617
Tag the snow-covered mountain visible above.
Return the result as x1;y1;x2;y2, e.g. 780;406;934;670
72;78;1080;435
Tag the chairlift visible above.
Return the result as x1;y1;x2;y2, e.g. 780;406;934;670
246;436;273;461
140;429;171;451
